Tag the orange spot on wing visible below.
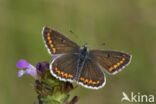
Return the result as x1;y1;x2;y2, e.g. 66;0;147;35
80;77;84;81
47;33;50;36
55;67;61;74
92;82;96;85
68;74;73;78
89;80;93;84
64;73;68;78
57;70;60;74
50;44;54;48
117;62;120;66
85;79;89;83
120;60;123;64
122;58;125;61
61;72;64;76
97;81;100;84
114;65;117;69
47;36;51;40
49;40;52;44
52;48;56;53
109;67;113;71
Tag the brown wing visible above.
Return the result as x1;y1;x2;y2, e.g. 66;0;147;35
89;50;132;75
50;53;79;82
42;26;80;55
78;58;105;89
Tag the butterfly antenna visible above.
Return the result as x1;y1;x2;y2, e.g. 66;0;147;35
88;42;106;48
69;30;83;44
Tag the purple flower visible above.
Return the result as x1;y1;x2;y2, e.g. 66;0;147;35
16;59;38;78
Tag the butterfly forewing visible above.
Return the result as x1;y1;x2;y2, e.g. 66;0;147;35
89;50;131;75
78;58;105;89
42;27;80;55
50;53;79;82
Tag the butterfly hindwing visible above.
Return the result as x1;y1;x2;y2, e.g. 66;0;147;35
89;50;131;75
50;53;79;82
42;27;80;55
78;58;105;89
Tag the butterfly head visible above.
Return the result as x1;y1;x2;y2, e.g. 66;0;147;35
82;43;88;51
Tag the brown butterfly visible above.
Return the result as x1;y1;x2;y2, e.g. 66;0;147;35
42;26;132;89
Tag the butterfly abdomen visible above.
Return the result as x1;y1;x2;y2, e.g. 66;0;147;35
75;46;88;81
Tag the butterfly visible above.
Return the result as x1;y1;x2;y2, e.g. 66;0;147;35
42;26;132;90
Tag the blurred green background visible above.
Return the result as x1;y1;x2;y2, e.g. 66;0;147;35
0;0;156;104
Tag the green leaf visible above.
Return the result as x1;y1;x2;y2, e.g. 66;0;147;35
40;93;70;104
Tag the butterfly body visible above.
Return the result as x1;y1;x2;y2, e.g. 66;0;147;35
75;44;88;81
42;26;132;90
